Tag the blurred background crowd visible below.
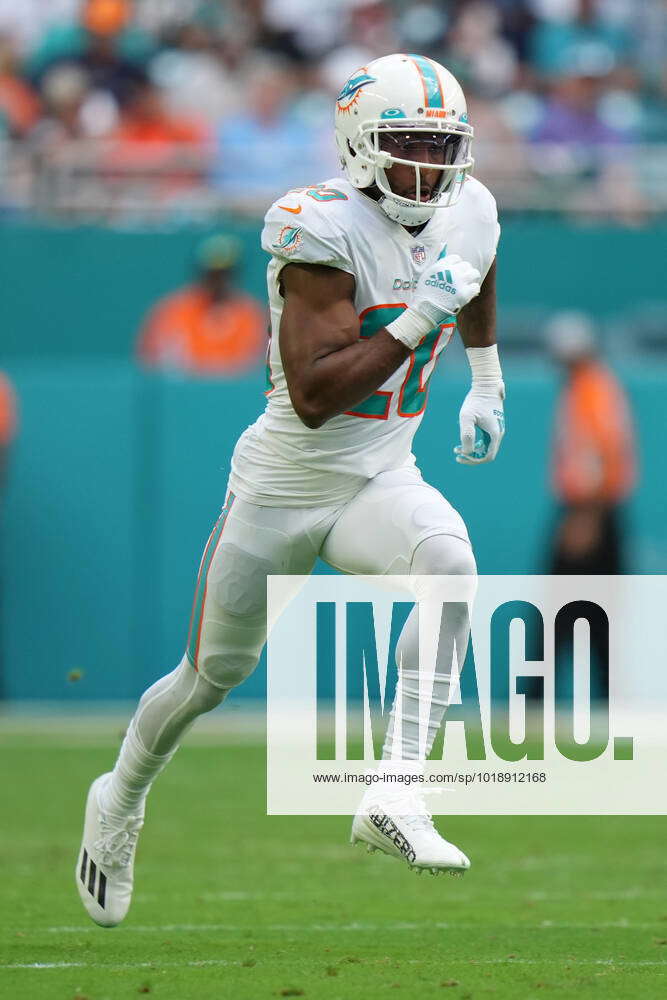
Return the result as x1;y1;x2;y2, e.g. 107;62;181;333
0;0;666;221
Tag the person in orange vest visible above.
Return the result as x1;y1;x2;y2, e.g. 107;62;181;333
137;234;266;376
547;312;637;697
0;372;17;695
0;372;17;493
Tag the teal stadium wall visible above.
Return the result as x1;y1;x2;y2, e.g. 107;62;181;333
1;221;665;701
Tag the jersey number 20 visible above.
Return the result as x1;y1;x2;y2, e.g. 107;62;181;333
344;304;455;420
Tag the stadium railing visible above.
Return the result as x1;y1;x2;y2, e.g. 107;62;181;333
1;139;667;221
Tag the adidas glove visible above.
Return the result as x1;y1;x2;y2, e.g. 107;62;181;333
386;249;481;350
455;345;506;465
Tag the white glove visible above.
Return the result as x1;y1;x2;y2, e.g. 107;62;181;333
455;346;505;465
386;249;481;350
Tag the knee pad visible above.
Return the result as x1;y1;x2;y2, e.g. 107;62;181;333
196;609;266;690
198;647;260;691
411;533;477;578
195;542;273;689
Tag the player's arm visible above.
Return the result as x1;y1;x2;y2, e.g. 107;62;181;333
453;259;506;465
280;250;482;429
457;258;496;349
280;262;411;428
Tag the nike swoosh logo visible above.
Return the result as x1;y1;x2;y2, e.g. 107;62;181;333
278;204;302;214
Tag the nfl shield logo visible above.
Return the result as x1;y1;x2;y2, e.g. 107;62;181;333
411;245;426;266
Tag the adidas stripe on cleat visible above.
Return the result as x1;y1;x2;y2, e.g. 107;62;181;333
79;848;107;909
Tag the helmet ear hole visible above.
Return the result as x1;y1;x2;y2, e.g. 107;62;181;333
347;140;357;158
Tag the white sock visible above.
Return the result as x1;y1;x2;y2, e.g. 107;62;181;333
101;658;227;816
102;723;175;816
382;535;475;762
381;606;464;761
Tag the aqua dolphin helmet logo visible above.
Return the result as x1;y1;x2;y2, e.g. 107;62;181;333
336;70;377;113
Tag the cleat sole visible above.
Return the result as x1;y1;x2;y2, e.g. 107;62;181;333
409;863;467;877
351;838;468;877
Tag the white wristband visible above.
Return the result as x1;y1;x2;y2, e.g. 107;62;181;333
385;308;432;350
466;345;503;384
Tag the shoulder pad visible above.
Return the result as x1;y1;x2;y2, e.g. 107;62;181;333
261;183;354;272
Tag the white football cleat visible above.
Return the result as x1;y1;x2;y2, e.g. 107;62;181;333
351;786;470;876
75;773;144;927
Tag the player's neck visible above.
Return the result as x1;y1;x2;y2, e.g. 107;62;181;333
359;185;429;236
404;222;428;236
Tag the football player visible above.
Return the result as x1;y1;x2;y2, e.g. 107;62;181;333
76;53;504;926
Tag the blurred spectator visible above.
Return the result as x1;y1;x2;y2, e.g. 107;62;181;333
493;0;536;66
532;61;632;148
137;234;266;376
447;1;519;98
0;0;79;56
30;64;101;147
28;0;151;114
109;74;208;152
0;370;16;695
0;371;16;491
528;0;628;80
149;20;242;125
546;311;636;582
347;1;398;57
260;0;348;61
100;74;211;210
528;48;646;220
0;35;41;137
134;1;203;35
545;311;638;700
211;56;336;204
396;1;449;57
464;92;533;200
634;0;667;99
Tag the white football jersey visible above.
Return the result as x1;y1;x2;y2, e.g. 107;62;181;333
228;175;499;507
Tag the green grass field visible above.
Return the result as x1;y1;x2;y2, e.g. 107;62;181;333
1;719;665;1000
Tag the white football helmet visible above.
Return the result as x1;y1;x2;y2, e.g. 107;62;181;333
334;53;474;226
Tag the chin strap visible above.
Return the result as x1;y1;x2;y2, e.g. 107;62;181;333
378;194;437;227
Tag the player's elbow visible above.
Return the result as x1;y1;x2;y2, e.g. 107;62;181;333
289;383;329;429
295;401;327;429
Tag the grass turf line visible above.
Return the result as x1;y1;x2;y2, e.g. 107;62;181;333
0;732;665;999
